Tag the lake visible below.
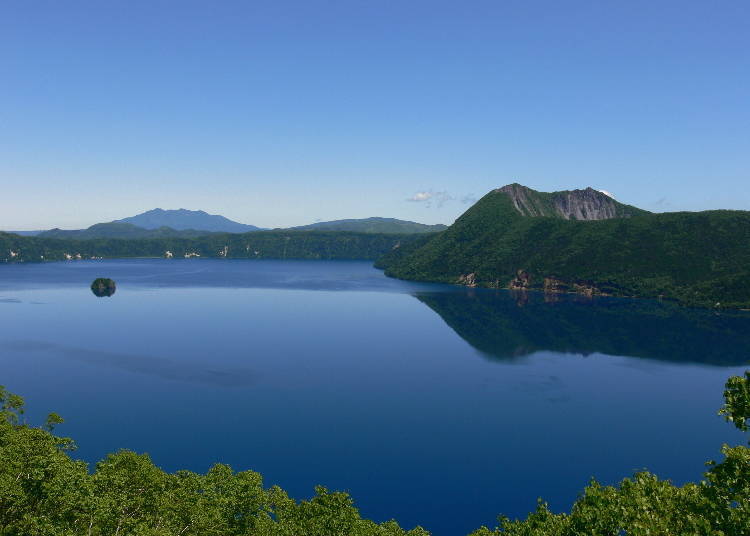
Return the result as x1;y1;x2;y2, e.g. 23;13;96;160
1;259;748;535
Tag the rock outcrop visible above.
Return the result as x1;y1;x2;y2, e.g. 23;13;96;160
552;188;621;220
457;273;477;287
509;270;531;290
496;183;643;220
543;277;570;293
542;276;608;297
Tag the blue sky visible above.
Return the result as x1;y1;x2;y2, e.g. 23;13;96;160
2;1;748;230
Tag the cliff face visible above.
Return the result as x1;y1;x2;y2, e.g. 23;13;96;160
551;188;621;220
496;184;644;220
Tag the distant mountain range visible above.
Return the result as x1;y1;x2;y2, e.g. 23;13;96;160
5;230;43;236
37;223;216;240
289;217;446;234
115;208;263;233
6;209;445;238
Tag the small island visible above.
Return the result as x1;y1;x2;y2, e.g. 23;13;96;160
90;278;116;297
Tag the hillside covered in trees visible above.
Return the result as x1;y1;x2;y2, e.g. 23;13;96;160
377;185;750;308
0;230;417;263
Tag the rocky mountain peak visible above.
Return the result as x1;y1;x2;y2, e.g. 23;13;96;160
495;183;643;220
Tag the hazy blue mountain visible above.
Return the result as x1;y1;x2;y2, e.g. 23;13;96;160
116;208;262;233
290;217;447;234
3;230;43;236
38;222;216;239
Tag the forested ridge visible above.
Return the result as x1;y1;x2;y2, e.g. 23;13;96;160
0;230;417;263
289;217;447;234
1;373;748;535
377;187;750;308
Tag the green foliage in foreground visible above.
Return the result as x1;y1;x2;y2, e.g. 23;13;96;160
1;374;749;535
0;386;428;536
378;189;750;308
469;371;750;536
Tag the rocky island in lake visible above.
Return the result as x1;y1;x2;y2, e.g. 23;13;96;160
90;277;116;297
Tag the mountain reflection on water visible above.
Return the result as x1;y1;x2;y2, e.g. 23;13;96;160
415;289;750;366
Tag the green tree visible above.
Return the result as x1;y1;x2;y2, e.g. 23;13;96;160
1;375;749;535
720;371;750;433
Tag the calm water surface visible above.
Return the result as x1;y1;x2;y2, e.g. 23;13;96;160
1;259;748;535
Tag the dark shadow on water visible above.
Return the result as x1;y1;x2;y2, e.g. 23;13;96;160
0;341;258;387
415;289;750;366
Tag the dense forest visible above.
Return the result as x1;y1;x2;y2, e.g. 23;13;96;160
377;188;750;308
0;230;417;263
1;373;748;535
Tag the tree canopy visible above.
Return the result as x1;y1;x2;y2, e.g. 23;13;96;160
1;373;749;535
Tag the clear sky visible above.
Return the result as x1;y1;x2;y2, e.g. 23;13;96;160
2;1;748;230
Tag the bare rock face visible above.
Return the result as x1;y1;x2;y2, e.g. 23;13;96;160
543;277;569;293
552;188;620;220
509;270;531;289
496;184;551;217
543;276;608;297
457;273;477;287
572;281;605;297
496;184;637;220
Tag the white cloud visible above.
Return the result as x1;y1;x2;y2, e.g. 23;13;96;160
598;189;616;199
408;191;434;202
406;190;454;208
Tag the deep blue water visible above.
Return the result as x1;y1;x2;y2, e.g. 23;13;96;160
1;259;748;535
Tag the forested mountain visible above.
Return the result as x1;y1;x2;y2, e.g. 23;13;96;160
38;222;216;239
290;217;447;234
377;185;750;308
116;208;263;232
2;230;42;236
20;213;445;237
